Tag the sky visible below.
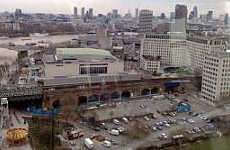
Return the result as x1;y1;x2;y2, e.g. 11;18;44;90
0;0;229;17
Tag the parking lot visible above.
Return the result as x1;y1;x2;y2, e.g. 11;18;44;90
62;93;217;150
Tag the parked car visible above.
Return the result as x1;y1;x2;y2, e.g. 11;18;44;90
158;133;168;140
152;126;157;131
122;117;129;124
144;116;150;121
187;119;195;124
117;127;125;133
164;123;171;128
113;119;120;125
102;140;112;148
109;129;119;136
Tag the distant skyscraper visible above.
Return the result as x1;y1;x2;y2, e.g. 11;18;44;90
112;9;118;18
74;7;77;17
89;8;93;18
15;9;22;15
170;12;175;22
135;8;139;19
174;4;188;33
189;11;194;20
160;13;166;20
224;13;229;25
193;6;198;18
81;7;85;18
138;9;153;35
207;11;213;21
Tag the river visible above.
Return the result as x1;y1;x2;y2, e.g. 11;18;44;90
182;136;230;150
0;34;81;64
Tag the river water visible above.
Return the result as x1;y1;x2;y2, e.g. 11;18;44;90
0;34;80;64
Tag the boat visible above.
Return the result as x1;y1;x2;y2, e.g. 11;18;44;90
29;33;49;37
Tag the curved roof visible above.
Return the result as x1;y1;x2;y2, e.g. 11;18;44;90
56;48;112;57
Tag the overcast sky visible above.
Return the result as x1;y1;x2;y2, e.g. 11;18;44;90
0;0;229;17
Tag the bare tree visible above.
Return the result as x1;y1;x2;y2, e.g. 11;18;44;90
60;92;76;123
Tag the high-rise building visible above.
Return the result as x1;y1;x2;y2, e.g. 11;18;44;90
201;50;230;106
74;7;77;17
135;8;139;19
81;7;85;18
186;35;227;70
193;6;198;18
170;12;175;22
207;11;213;21
138;9;153;35
174;4;188;33
140;33;186;68
112;9;118;18
160;13;166;20
189;11;194;20
89;8;93;18
225;13;229;25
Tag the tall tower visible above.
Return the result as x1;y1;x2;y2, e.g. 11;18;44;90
74;7;77;18
193;6;198;18
135;8;139;19
207;11;213;21
89;8;93;18
138;9;153;36
81;7;85;18
224;13;229;25
174;4;188;33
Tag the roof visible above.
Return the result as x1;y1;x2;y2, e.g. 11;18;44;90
56;48;112;57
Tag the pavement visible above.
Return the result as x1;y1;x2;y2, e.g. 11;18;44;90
0;109;32;150
71;93;220;150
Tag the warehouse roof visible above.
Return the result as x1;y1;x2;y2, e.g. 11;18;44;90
56;48;112;57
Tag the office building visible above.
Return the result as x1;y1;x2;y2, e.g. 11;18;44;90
174;4;188;33
138;9;153;35
170;12;175;22
74;7;77;18
112;9;118;18
89;8;93;18
193;6;198;18
207;11;213;21
140;33;186;69
140;55;161;72
186;35;227;70
81;7;85;18
225;13;229;25
135;8;139;19
201;50;230;106
160;13;166;20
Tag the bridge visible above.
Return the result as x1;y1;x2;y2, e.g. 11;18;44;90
0;84;43;102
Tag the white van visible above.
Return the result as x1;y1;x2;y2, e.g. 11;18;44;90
84;138;94;149
109;129;119;136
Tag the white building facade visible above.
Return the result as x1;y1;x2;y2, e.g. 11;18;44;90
140;56;160;72
201;50;230;106
186;36;227;71
138;10;153;35
140;33;186;69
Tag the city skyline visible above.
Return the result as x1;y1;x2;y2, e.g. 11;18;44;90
0;0;229;17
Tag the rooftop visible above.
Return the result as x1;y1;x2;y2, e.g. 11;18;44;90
56;48;113;57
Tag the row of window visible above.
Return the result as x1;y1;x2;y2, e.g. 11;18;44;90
80;67;107;74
